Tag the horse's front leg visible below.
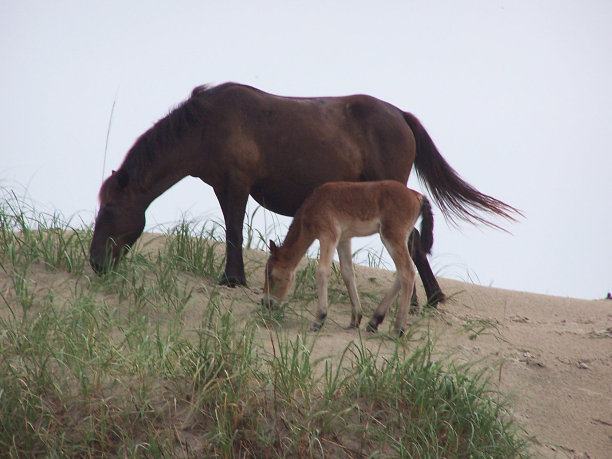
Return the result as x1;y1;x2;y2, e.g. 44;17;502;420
214;183;250;287
337;239;363;328
312;239;336;331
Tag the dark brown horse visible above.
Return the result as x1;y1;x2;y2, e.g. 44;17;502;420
90;82;520;305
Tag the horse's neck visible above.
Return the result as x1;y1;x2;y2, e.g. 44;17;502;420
127;143;196;209
145;168;186;204
278;221;315;270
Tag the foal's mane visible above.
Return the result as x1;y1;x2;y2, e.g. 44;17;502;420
112;84;215;191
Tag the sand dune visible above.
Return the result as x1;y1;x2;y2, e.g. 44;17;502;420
154;233;612;458
17;232;611;457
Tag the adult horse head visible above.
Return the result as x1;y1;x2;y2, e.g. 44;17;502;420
90;83;521;306
90;169;146;273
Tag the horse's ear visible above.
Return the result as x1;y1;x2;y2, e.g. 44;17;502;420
115;170;129;190
269;239;277;254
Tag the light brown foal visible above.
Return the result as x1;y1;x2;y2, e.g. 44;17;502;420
261;180;434;335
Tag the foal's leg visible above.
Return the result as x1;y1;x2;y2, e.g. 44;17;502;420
393;259;417;335
366;276;401;333
366;229;406;332
337;239;363;328
312;237;337;331
367;230;414;335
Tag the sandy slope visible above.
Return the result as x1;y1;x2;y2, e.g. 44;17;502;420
17;233;612;457
410;278;612;459
237;244;611;458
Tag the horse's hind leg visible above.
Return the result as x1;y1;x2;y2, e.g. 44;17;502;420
409;229;445;307
366;276;401;333
337;239;362;328
369;230;415;335
410;286;419;315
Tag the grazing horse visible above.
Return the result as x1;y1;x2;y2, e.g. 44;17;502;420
261;180;433;335
90;83;520;306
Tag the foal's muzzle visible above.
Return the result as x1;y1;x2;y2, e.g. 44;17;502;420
261;295;278;309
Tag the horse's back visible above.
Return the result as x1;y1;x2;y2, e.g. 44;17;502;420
198;83;412;145
304;181;422;223
189;84;417;216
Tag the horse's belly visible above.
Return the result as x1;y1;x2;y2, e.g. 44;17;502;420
341;218;381;239
250;182;309;216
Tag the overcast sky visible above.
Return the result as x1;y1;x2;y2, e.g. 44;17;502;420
2;1;611;300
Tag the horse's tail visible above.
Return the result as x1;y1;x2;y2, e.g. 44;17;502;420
403;112;522;229
418;195;434;255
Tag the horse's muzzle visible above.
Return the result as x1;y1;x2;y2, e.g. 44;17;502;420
89;256;107;275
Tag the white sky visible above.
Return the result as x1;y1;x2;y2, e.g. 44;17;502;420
1;1;611;299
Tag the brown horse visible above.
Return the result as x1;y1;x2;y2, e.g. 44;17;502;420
262;181;434;335
90;83;520;306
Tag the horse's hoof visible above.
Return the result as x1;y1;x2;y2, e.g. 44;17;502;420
427;291;446;308
219;275;247;288
365;322;378;333
310;322;323;332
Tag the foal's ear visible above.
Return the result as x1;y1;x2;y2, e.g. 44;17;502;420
269;239;278;254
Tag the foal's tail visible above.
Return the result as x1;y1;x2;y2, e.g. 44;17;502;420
403;112;522;230
418;195;434;255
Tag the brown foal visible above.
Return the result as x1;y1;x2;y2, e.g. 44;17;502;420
262;180;434;335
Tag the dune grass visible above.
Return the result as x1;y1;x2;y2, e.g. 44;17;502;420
0;190;530;457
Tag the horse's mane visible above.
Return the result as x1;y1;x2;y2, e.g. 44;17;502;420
115;84;216;190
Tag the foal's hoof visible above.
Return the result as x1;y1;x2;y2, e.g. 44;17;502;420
261;296;279;310
310;321;323;332
347;315;362;330
365;321;378;333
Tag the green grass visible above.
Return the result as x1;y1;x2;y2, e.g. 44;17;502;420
0;190;530;457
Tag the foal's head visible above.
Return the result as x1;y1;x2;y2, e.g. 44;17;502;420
261;240;295;308
90;170;146;274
